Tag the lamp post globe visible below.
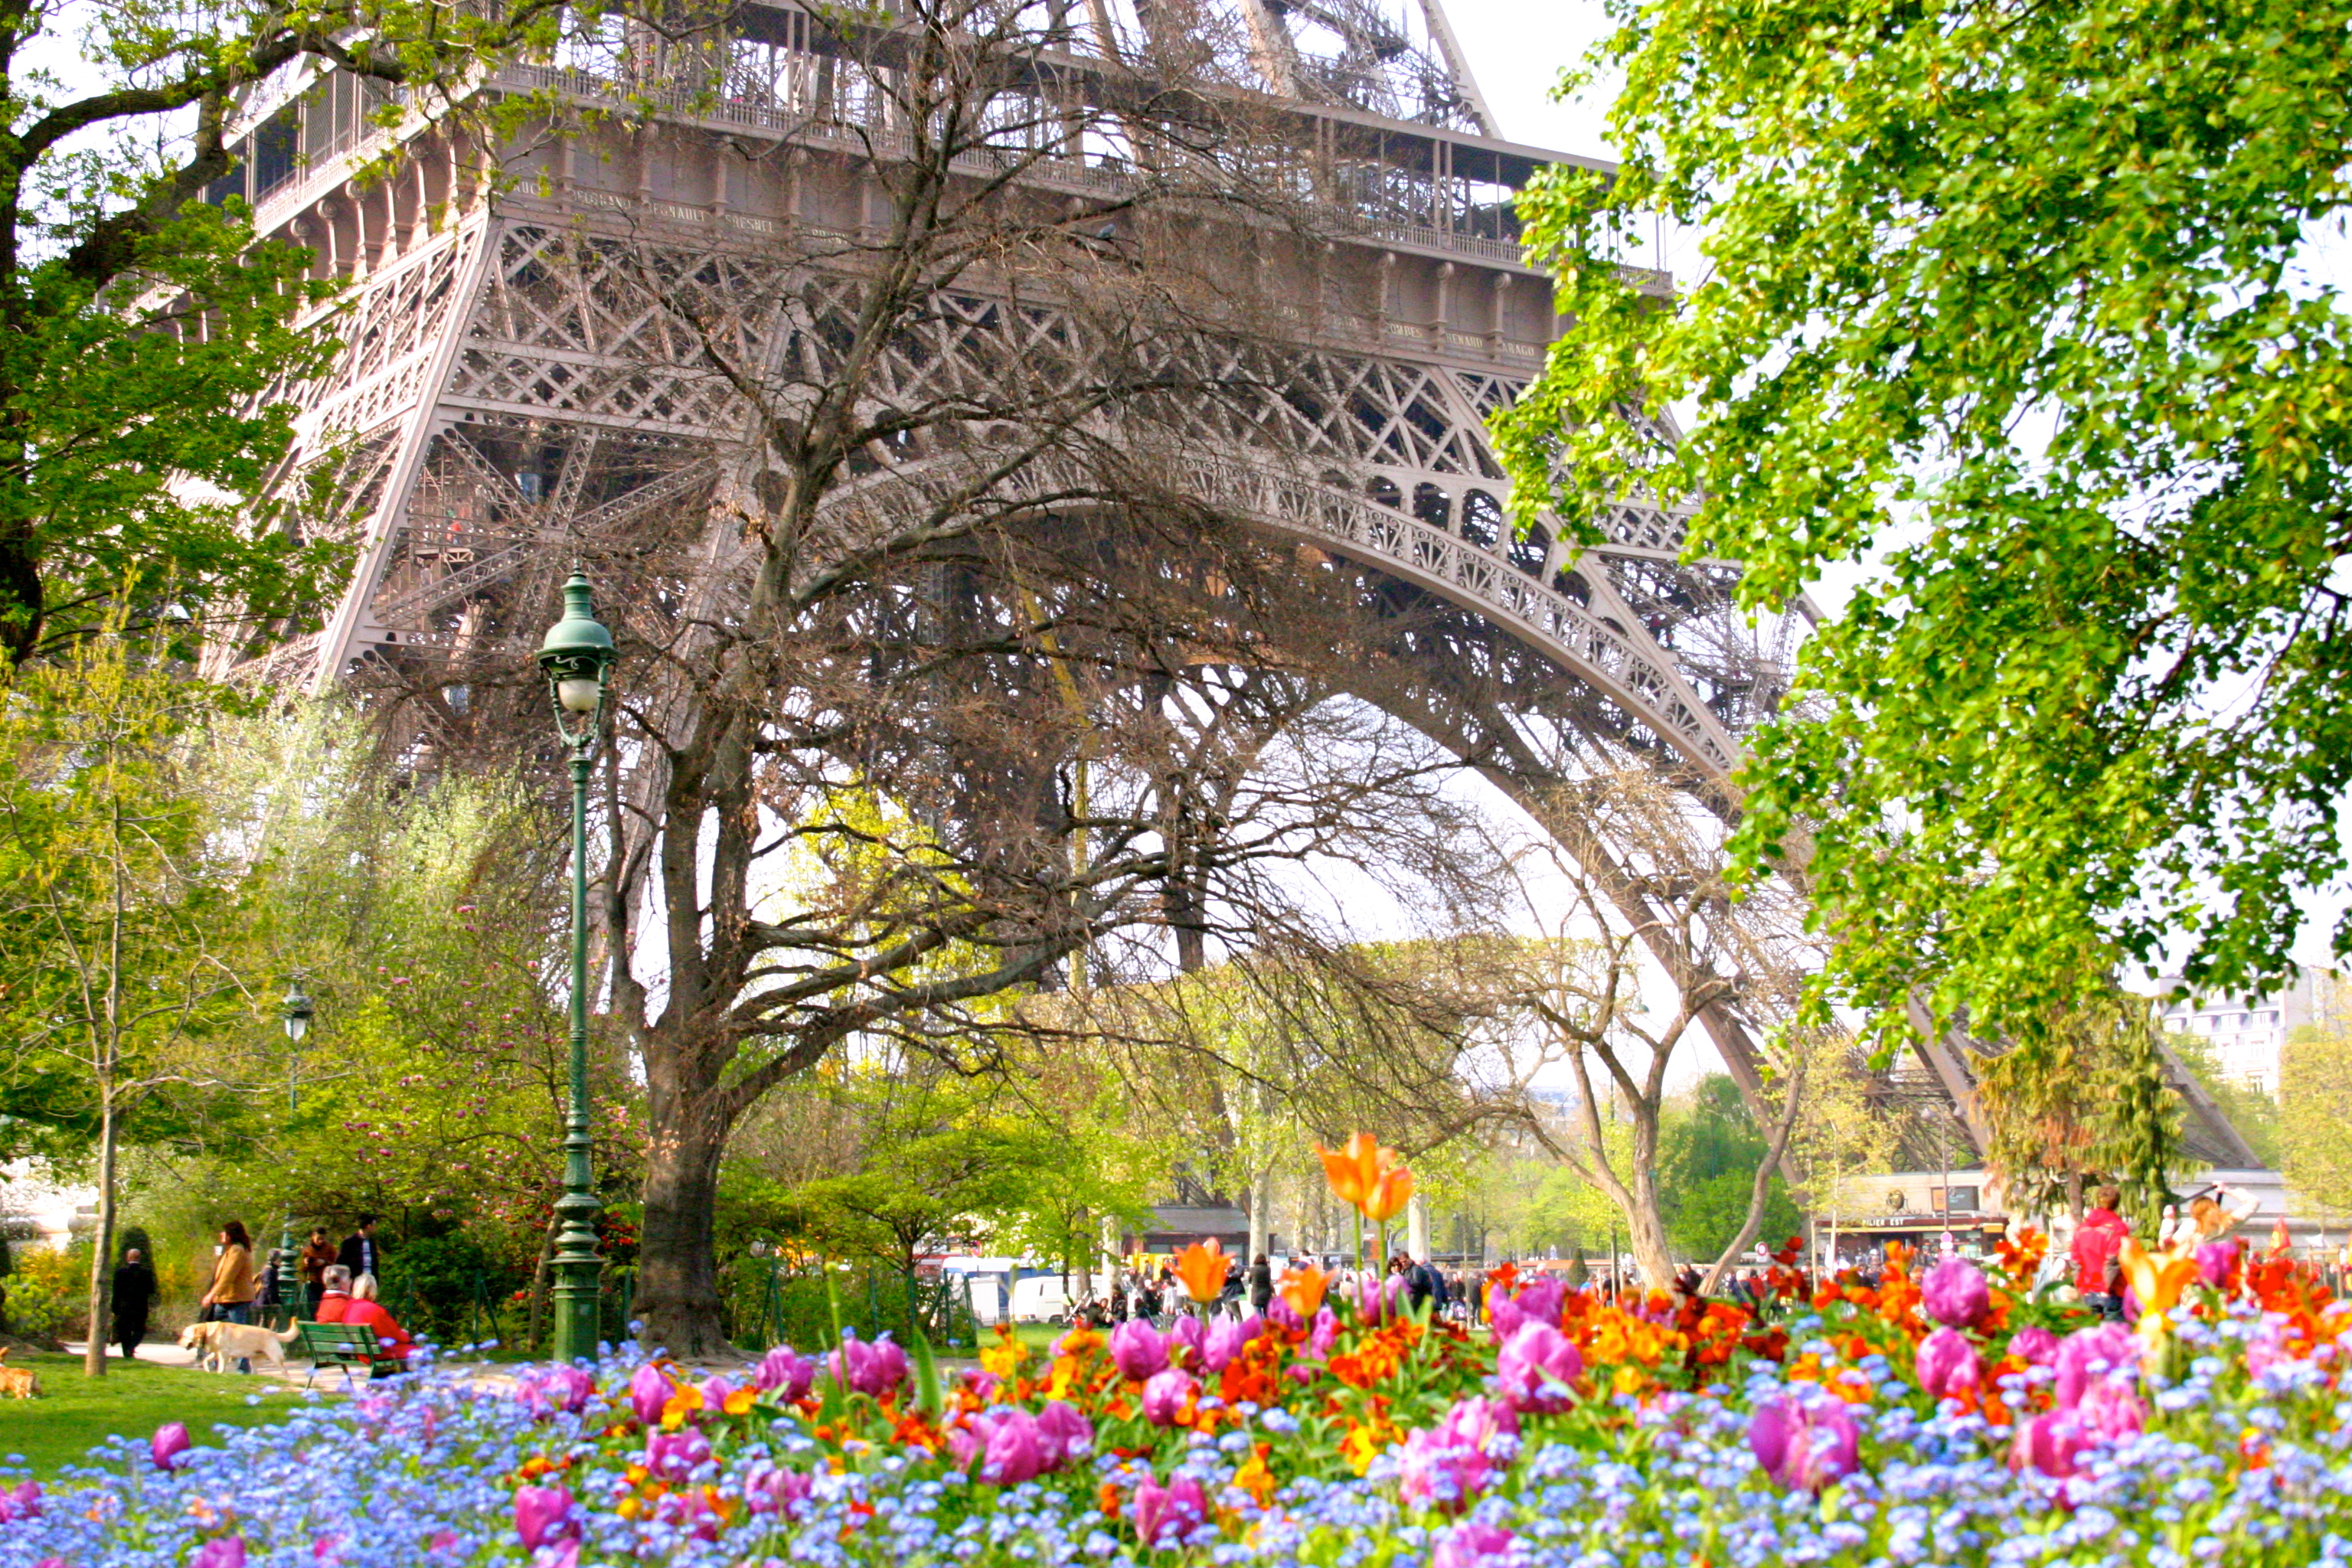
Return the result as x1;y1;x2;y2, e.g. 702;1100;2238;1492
539;571;616;1364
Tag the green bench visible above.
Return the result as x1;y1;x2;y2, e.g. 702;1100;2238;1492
292;1321;378;1389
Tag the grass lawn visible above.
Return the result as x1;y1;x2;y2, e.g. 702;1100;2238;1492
1;1351;327;1478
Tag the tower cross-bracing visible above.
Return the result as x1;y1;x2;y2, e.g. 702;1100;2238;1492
206;0;2260;1172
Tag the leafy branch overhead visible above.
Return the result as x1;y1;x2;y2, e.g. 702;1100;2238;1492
1497;0;2352;1055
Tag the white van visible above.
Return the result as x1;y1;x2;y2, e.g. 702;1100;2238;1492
1008;1272;1072;1324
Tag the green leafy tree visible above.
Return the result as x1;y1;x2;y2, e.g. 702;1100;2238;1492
0;638;248;1376
0;0;584;663
1977;988;2180;1227
2283;1029;2352;1223
1659;1075;1803;1264
1498;0;2352;1054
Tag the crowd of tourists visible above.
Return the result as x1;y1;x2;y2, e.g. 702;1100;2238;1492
106;1214;413;1376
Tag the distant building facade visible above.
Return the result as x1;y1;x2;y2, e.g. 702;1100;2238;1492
2151;965;2349;1096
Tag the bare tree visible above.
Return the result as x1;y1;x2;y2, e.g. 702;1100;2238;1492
1477;769;1814;1291
341;0;1525;1354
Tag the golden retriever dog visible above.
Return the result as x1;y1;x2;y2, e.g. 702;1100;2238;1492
0;1347;38;1398
177;1318;299;1374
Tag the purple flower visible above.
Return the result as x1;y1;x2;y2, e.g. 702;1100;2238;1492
982;1410;1048;1485
1308;1308;1340;1360
1034;1400;1094;1465
2197;1240;2240;1290
960;1367;1001;1400
1922;1255;1990;1329
1141;1368;1196;1426
643;1426;713;1482
1748;1395;1859;1492
192;1540;247;1568
2055;1324;2141;1409
1915;1327;1981;1401
525;1365;596;1414
1203;1317;1246;1372
2007;1325;2061;1366
744;1464;815;1518
514;1485;576;1550
697;1375;740;1414
1488;1276;1566;1340
1131;1473;1207;1548
752;1345;816;1401
1109;1319;1168;1382
829;1331;910;1397
1399;1396;1520;1513
1432;1522;1518;1568
629;1363;672;1426
2011;1408;2091;1480
151;1422;191;1472
1494;1322;1583;1413
0;1481;40;1522
2076;1375;2147;1442
1267;1298;1302;1333
1167;1315;1204;1368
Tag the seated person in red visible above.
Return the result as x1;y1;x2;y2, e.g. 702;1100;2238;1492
345;1273;415;1376
314;1264;354;1322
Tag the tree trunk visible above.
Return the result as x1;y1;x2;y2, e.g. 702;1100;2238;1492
524;1210;560;1354
82;1093;118;1377
1626;1160;1677;1292
635;1098;731;1358
1246;1171;1271;1263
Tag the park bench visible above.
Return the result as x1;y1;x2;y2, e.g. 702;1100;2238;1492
292;1321;378;1390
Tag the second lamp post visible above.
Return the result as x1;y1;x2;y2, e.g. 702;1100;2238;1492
538;571;618;1364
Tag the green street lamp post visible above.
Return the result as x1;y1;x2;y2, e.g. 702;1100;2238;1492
539;571;618;1363
278;978;313;1318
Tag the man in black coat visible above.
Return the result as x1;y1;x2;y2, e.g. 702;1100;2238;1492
112;1247;157;1359
337;1216;381;1283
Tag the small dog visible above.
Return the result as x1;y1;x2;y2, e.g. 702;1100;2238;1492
177;1318;299;1374
0;1347;39;1398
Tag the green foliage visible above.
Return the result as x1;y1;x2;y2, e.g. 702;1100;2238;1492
0;0;590;662
1977;988;2180;1222
1658;1075;1802;1264
1499;0;2352;1057
8;1243;93;1341
381;1232;526;1343
2282;1029;2352;1220
2167;1034;2282;1168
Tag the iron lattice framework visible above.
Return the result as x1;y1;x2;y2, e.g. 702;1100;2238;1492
207;0;2259;1174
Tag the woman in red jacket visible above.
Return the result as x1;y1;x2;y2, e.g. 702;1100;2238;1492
345;1272;415;1376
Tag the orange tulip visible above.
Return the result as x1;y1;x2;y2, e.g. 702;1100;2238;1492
1316;1132;1387;1213
1362;1164;1414;1223
2118;1237;2199;1328
1174;1239;1229;1305
1277;1263;1331;1318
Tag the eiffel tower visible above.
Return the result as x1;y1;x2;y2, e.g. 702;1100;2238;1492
206;0;2261;1175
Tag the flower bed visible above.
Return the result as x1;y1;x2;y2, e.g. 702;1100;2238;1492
1;1237;2347;1567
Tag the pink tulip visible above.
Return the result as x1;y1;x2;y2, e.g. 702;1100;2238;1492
745;1463;815;1517
514;1485;576;1550
829;1331;911;1397
2197;1240;2239;1291
1202;1318;1246;1372
2076;1377;2147;1442
0;1481;40;1522
1034;1400;1095;1466
2007;1325;2061;1367
191;1540;247;1568
1915;1327;1981;1401
1167;1315;1204;1368
1495;1322;1584;1413
629;1363;672;1426
982;1410;1048;1485
1399;1396;1520;1512
1432;1521;1519;1568
1109;1319;1168;1381
643;1426;713;1482
1308;1308;1340;1360
1748;1395;1859;1492
2011;1408;2093;1480
151;1422;192;1472
1132;1472;1209;1547
1141;1368;1196;1426
753;1345;816;1401
1921;1255;1990;1329
2054;1325;2141;1409
1488;1277;1566;1341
